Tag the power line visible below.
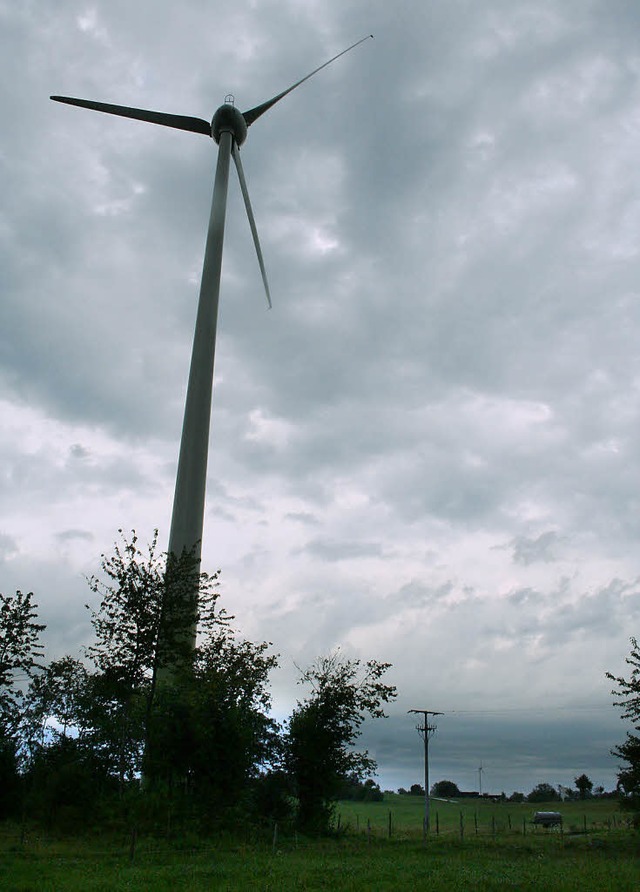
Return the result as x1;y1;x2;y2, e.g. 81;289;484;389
441;704;616;716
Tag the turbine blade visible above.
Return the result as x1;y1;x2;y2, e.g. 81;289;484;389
232;143;272;309
50;96;212;136
242;34;373;126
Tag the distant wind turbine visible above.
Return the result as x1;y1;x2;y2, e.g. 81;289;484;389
51;35;373;667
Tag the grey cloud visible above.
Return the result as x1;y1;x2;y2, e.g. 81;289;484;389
285;511;320;526
69;444;90;460
397;579;455;608
55;529;94;543
300;538;384;562
511;531;559;565
0;534;19;562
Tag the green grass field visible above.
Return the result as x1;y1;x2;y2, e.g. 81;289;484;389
336;792;627;837
1;796;638;891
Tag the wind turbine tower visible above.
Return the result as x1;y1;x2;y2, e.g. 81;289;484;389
51;36;373;675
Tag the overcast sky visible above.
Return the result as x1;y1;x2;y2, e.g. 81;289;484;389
2;0;640;796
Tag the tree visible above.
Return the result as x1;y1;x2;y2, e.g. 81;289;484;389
527;782;559;803
339;776;384;801
431;779;460;798
21;656;125;829
0;590;45;732
574;773;593;800
607;637;640;811
285;652;396;833
84;530;225;787
410;783;425;796
86;529;223;688
82;530;165;786
25;657;89;746
0;590;45;818
145;629;279;817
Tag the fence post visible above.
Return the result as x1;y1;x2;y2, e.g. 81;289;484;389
128;827;137;863
436;812;439;836
272;822;278;854
508;814;512;831
388;810;392;839
492;815;496;837
367;818;371;845
474;812;478;835
459;811;464;843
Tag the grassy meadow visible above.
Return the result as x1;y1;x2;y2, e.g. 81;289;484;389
1;795;638;891
336;792;626;837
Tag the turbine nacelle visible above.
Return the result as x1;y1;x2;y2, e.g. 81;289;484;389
211;101;247;146
51;34;373;313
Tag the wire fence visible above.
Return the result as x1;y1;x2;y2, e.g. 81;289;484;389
0;806;633;864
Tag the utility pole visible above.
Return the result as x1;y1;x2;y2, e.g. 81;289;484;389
408;709;443;841
478;761;483;796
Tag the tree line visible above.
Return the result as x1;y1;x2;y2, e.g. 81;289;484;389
0;530;396;835
396;777;612;802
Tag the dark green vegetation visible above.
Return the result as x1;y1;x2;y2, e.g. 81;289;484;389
287;654;395;831
431;779;460;798
608;636;640;815
0;532;395;838
1;797;638;891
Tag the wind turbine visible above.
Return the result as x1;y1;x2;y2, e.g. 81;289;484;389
51;35;373;669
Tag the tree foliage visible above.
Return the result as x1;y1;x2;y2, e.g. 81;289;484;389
286;652;396;833
85;530;165;687
527;782;559;803
339;776;384;801
22;656;89;782
0;590;45;818
82;530;230;788
0;590;45;732
86;529;224;683
607;637;640;809
574;773;593;800
431;779;460;798
79;530;281;823
145;630;280;816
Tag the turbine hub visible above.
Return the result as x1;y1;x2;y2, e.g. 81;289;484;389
212;103;247;146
